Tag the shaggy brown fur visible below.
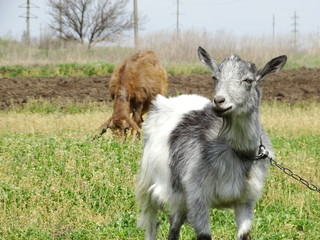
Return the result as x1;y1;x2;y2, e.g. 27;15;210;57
97;50;168;138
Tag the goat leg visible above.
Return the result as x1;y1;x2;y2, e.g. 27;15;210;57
186;194;211;239
93;118;112;140
128;118;141;140
240;232;251;240
168;212;186;240
132;102;144;128
93;128;107;140
235;202;254;240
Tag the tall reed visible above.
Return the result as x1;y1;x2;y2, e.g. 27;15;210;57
1;30;320;68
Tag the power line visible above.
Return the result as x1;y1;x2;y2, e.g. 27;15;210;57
19;0;39;43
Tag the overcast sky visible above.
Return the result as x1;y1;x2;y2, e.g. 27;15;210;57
0;0;320;40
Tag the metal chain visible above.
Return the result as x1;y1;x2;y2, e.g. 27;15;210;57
257;144;320;193
269;157;320;193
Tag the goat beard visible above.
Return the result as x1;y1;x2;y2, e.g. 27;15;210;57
218;117;232;137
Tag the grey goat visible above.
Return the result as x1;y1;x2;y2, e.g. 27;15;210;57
136;47;287;240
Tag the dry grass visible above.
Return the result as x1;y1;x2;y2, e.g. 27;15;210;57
0;39;135;66
1;30;320;68
140;30;289;66
1;102;319;136
0;111;108;135
261;101;320;137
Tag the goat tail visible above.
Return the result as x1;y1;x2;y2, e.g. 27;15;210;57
136;166;159;239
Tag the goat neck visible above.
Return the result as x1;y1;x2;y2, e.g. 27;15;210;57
219;105;261;157
113;88;131;117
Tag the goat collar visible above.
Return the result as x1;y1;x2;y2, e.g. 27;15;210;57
250;141;269;160
237;137;270;161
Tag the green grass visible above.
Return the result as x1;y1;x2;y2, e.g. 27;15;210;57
0;133;142;239
3;99;108;115
0;62;209;78
286;54;320;69
1;55;320;78
0;62;115;78
0;103;319;239
166;63;210;76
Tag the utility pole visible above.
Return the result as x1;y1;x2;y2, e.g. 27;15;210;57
19;0;39;43
272;14;275;49
292;11;299;49
58;0;63;46
26;0;30;42
176;0;180;37
133;0;139;50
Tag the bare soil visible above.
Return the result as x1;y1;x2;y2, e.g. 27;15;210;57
1;68;319;110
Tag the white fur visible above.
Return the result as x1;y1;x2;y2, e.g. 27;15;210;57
140;94;210;203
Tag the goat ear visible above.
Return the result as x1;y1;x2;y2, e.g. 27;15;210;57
256;55;287;84
197;46;219;74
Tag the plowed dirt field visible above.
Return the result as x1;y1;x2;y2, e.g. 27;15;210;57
1;68;319;110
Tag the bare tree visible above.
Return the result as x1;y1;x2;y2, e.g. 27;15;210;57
47;0;133;47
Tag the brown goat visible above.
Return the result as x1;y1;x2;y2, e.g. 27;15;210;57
97;50;167;139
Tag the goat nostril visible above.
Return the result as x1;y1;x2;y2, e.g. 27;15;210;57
214;96;225;104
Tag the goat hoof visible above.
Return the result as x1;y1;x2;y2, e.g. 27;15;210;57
197;234;212;240
136;131;141;140
92;134;101;140
240;232;251;240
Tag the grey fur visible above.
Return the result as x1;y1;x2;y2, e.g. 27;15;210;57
169;104;221;191
136;47;287;240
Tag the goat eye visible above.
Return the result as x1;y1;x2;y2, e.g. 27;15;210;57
243;78;253;84
212;76;217;81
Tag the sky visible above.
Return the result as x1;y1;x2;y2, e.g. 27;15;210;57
0;0;320;41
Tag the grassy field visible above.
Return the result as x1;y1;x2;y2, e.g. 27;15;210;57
0;101;319;240
1;56;320;78
1;31;320;78
0;63;116;78
0;62;211;78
